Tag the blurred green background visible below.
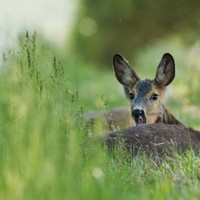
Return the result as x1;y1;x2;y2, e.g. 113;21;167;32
1;0;200;199
71;0;200;66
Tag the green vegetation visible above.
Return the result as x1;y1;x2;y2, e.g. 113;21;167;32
0;33;200;199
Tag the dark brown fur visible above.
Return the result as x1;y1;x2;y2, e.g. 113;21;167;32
104;124;200;164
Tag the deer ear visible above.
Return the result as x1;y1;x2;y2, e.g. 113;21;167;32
113;54;140;88
154;53;175;87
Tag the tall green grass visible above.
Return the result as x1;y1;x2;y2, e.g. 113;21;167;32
0;33;200;199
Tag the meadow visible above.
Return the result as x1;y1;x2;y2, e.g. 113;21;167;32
0;33;200;199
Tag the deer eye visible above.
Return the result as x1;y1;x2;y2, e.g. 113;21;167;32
129;93;135;100
151;94;159;101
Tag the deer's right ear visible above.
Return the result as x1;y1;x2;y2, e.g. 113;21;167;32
113;54;140;88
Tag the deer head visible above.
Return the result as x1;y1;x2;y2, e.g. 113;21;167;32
113;53;175;126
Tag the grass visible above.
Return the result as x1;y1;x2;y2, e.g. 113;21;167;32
0;32;200;199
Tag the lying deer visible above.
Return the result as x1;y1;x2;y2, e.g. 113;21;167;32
103;53;200;161
104;123;200;164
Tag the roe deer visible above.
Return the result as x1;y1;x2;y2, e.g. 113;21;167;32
104;124;200;164
101;53;200;164
100;53;200;163
113;53;183;126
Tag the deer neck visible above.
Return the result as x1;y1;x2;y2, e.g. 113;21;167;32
156;105;184;126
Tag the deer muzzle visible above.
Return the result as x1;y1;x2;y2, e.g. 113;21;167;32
132;109;146;126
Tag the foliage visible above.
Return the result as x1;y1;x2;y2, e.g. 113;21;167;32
0;33;200;199
71;0;200;66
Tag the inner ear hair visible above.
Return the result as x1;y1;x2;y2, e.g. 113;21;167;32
113;54;140;88
154;53;175;87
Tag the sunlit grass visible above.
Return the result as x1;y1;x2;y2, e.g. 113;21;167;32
0;33;200;199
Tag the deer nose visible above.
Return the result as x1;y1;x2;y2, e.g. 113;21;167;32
132;109;145;118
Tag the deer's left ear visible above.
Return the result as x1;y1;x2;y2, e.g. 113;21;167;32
154;53;175;87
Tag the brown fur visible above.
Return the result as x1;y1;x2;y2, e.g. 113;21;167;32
104;124;200;164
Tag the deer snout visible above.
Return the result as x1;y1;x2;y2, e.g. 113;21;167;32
132;109;144;117
132;109;146;125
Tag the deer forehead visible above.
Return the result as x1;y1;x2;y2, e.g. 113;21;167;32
131;79;165;97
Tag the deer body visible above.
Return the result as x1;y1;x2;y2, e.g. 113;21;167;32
105;124;200;163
